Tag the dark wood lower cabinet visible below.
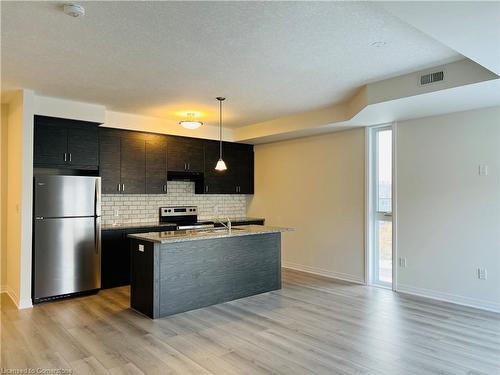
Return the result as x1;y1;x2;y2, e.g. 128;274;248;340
130;233;281;319
101;226;174;289
101;230;128;289
101;221;264;289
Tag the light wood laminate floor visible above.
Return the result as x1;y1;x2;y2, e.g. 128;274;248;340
2;269;499;375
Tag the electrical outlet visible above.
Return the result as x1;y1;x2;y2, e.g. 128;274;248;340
477;268;487;280
399;257;407;268
479;165;489;176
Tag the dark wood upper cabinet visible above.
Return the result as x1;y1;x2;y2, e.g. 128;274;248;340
34;117;253;195
204;141;254;194
34;121;68;166
34;115;99;169
146;137;168;194
234;144;254;194
167;136;204;173
99;134;121;194
120;136;146;194
97;128;253;195
99;129;148;194
204;140;235;194
67;125;99;167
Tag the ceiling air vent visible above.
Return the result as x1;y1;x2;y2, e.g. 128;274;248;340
420;71;444;85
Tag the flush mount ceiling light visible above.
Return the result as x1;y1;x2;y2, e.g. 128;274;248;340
63;3;85;17
215;97;227;172
179;113;203;129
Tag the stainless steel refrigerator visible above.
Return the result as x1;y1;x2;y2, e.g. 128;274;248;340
33;175;101;303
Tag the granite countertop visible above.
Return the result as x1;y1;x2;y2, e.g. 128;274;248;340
101;217;265;231
210;217;265;224
101;222;177;231
127;225;293;244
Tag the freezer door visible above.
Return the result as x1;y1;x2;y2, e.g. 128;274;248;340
33;217;101;300
34;175;101;218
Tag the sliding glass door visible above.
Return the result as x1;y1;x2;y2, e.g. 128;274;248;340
370;126;393;287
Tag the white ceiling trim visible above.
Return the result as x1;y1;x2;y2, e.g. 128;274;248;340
234;59;500;144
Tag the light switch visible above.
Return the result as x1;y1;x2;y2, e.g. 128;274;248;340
479;165;488;176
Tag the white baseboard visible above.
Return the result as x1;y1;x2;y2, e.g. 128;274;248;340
397;283;500;313
0;285;33;309
283;262;365;285
18;297;33;309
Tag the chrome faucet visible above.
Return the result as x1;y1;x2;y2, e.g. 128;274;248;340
217;217;232;232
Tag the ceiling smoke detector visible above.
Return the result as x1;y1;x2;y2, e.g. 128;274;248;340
63;3;85;18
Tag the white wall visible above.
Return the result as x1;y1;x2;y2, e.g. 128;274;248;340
248;129;366;283
396;106;500;312
4;90;34;308
1;104;8;290
34;95;106;123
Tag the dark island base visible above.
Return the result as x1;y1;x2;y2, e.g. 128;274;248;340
130;233;281;318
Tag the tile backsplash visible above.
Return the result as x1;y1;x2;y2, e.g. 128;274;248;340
101;181;248;225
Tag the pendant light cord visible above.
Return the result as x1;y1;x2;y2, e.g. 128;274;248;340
217;97;225;159
219;99;222;158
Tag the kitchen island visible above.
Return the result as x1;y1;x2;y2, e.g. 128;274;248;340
128;225;291;318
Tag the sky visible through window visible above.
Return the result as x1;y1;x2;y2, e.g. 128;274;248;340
376;128;392;284
377;130;392;213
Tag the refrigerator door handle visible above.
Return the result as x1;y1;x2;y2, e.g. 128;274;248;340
95;216;101;255
95;178;101;216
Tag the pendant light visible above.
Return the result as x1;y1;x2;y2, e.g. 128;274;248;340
179;113;203;129
215;97;227;171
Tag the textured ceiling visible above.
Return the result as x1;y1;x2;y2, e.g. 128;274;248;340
1;1;462;127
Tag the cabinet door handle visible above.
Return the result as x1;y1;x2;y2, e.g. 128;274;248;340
205;185;209;193
64;153;67;162
117;183;121;192
188;163;190;170
122;184;125;192
69;153;72;162
163;184;167;192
